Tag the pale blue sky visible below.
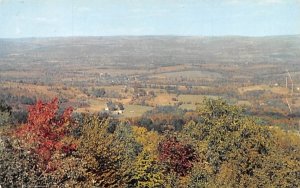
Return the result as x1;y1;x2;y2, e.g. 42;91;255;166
0;0;299;38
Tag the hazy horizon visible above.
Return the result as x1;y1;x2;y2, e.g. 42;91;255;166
1;34;300;40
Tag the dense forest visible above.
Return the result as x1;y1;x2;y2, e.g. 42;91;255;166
0;97;299;187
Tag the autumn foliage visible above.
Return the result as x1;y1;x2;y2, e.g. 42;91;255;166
158;136;197;176
15;98;75;168
1;98;299;187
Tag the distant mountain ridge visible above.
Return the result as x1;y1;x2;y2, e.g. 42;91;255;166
0;35;299;67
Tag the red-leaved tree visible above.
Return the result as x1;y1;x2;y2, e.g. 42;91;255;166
158;137;197;176
15;98;75;170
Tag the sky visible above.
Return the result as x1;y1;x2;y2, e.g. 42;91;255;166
0;0;299;38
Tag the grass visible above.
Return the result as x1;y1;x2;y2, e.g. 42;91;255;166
178;94;218;104
238;84;289;95
238;85;269;94
147;93;177;106
122;105;153;118
179;104;197;111
236;100;252;107
76;99;107;113
151;70;222;79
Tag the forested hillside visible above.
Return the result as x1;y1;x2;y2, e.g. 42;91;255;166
1;97;299;187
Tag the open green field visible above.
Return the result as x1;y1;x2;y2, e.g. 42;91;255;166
76;99;107;113
178;94;218;104
122;105;153;118
179;103;197;111
151;70;222;79
238;84;289;95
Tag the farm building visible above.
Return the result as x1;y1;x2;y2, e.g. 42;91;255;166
105;101;124;114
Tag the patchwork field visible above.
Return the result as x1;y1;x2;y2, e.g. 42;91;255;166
0;36;300;129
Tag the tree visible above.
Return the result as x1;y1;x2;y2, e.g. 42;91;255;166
0;135;53;187
129;151;164;187
158;136;197;176
0;100;12;126
0;99;12;114
76;115;142;187
182;98;300;187
129;126;165;187
15;98;75;170
93;88;106;98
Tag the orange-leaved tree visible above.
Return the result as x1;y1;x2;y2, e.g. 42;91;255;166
15;98;75;170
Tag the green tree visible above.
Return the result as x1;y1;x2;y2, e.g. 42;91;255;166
73;115;142;187
129;151;164;187
182;98;300;187
0;136;52;187
0;100;12;127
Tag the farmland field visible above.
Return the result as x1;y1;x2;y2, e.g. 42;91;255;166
122;104;153;118
0;36;299;128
